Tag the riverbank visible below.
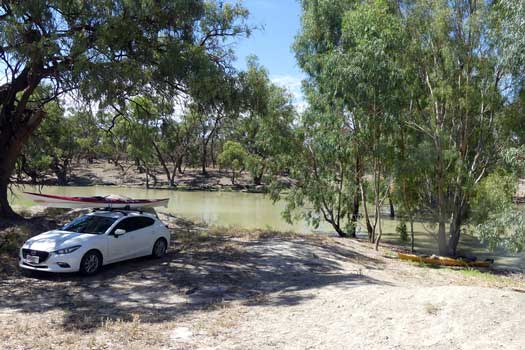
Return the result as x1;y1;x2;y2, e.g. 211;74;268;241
8;189;525;270
15;160;281;192
1;210;524;349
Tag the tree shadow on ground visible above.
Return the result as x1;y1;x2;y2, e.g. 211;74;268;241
0;232;388;332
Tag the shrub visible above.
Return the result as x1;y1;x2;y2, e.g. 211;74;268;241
0;229;26;255
396;221;408;242
218;141;248;184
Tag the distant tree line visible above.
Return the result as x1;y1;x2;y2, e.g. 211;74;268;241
16;57;296;189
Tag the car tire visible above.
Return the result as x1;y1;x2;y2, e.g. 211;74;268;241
79;250;102;275
152;238;167;258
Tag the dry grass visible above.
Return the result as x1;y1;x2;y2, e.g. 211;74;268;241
193;302;244;337
423;302;441;315
456;268;525;290
0;310;171;350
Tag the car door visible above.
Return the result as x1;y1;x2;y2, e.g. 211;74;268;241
107;216;158;262
133;217;157;256
107;217;144;262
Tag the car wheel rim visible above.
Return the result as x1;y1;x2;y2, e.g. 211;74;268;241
155;241;166;256
84;254;99;273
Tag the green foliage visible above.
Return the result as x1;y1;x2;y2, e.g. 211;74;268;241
70;110;103;162
6;0;525;261
0;0;251;215
502;147;525;178
476;209;525;253
400;0;507;255
289;0;517;253
0;229;26;255
282;0;408;239
20;101;80;184
230;57;296;185
218;141;247;184
473;172;525;253
471;172;516;224
496;0;525;74
267;102;358;237
396;221;408;242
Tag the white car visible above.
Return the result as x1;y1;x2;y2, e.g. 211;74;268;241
19;210;171;275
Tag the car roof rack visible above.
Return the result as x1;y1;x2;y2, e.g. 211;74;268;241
92;206;141;215
91;207;158;217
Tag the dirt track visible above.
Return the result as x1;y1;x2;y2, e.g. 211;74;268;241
0;219;524;350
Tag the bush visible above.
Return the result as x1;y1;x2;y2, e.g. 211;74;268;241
218;141;248;184
0;229;27;255
396;221;408;242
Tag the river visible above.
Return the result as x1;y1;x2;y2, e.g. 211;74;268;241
9;185;334;233
8;185;525;270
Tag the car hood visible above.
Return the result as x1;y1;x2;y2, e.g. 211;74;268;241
23;230;95;252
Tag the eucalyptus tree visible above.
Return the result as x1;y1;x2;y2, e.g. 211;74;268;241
190;72;241;175
403;0;506;256
292;0;513;256
291;0;406;242
472;172;524;253
97;111;131;170
159;115;200;180
336;0;406;248
268;99;359;237
0;0;250;217
18;100;79;185
288;0;361;238
69;109;103;163
233;57;296;185
390;122;428;253
218;140;247;184
121;97;171;188
18;103;81;185
497;0;525;75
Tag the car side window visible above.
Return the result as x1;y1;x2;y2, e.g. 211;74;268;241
136;217;155;230
112;218;133;234
111;217;155;234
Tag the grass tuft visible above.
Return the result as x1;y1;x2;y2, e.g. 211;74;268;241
424;302;440;315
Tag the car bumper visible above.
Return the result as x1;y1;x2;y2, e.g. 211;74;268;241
19;251;82;273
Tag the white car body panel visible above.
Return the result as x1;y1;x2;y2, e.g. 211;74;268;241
19;211;170;273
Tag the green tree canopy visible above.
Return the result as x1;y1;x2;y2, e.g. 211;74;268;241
218;140;247;184
0;0;250;217
232;56;296;185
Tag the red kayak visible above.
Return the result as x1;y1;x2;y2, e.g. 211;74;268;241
24;192;169;209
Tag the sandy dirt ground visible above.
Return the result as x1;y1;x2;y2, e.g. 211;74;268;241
1;213;524;350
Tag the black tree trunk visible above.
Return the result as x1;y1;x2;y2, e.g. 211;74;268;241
388;193;395;218
0;111;45;218
349;190;360;238
201;141;207;175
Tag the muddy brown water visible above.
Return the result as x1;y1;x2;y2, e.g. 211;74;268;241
9;185;525;270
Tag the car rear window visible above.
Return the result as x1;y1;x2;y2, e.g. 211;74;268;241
62;216;117;234
113;217;155;233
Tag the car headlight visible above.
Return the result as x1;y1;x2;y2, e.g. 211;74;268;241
54;245;81;255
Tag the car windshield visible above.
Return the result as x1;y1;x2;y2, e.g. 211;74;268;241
61;215;117;234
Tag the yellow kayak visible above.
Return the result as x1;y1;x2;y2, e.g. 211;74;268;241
397;252;492;268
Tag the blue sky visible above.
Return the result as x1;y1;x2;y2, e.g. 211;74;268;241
230;0;305;110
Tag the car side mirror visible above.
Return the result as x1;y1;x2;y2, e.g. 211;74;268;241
114;229;126;237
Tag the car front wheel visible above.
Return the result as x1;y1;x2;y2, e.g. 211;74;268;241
152;238;167;258
79;250;102;275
